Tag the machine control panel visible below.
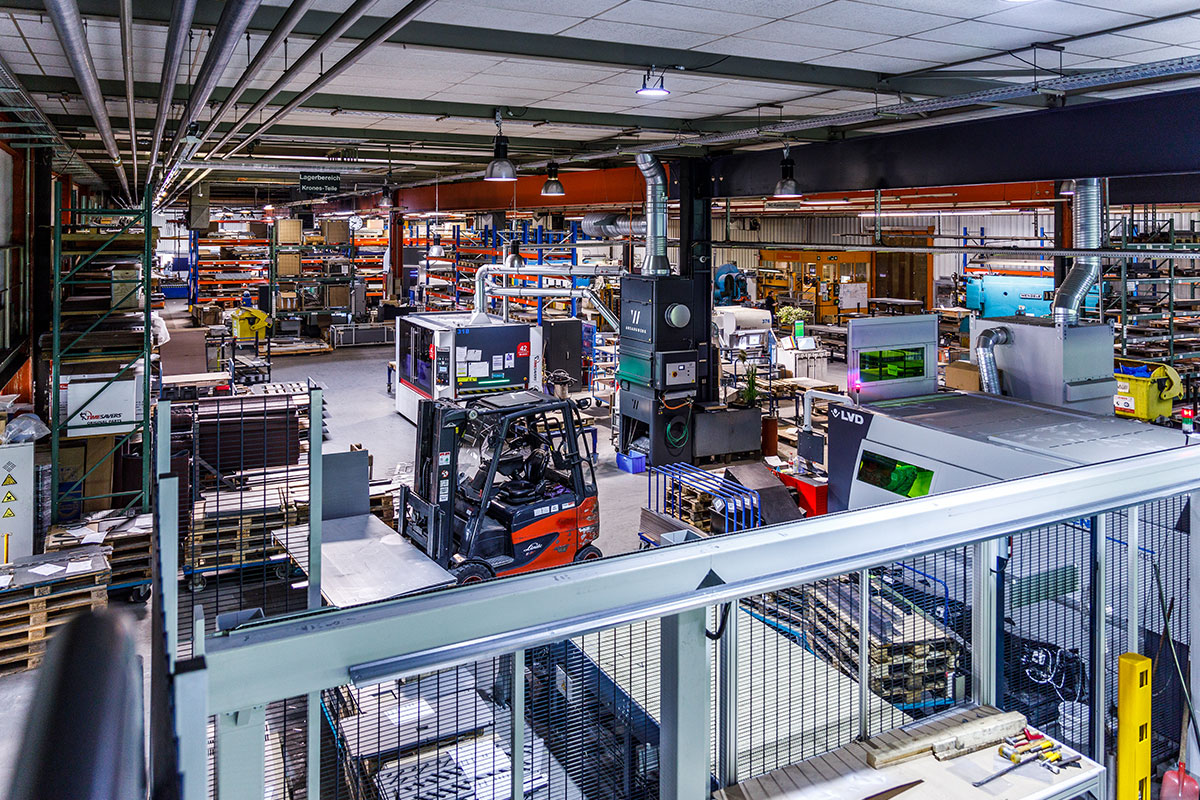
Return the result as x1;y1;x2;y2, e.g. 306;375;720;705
655;350;698;390
664;360;695;386
435;349;450;386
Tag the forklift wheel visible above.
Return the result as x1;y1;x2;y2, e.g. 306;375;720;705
453;562;494;585
573;545;603;562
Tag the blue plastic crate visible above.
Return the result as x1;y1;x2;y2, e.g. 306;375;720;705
616;451;646;474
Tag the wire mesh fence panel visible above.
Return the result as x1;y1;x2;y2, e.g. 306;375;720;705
1002;521;1094;755
1134;496;1190;766
172;389;313;658
738;582;860;779
872;547;973;728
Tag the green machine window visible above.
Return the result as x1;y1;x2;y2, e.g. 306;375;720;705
856;451;934;498
859;347;925;383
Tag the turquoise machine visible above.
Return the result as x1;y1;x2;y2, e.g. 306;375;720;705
965;275;1099;318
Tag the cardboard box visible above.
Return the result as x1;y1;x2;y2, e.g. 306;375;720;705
57;434;116;519
277;252;302;277
277;291;298;311
192;304;223;327
944;360;981;392
276;218;303;245
321;218;350;244
327;285;350;308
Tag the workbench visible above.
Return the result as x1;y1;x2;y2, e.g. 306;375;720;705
714;712;1105;800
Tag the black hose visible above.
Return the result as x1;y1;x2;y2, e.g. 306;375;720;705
1152;561;1200;754
706;602;732;640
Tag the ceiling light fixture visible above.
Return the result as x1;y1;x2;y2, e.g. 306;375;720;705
773;145;802;199
541;162;564;197
636;66;670;98
1058;179;1077;196
484;109;517;182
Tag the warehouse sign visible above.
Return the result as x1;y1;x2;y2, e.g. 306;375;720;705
299;172;341;195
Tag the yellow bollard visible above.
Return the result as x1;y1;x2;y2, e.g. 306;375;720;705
1118;652;1152;799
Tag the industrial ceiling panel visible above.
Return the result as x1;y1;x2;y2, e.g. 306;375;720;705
487;59;618;83
596;0;767;36
414;2;585;35
789;0;959;36
468;0;624;15
914;20;1062;49
1058;33;1161;58
1114;44;1200;62
807;52;941;73
1065;0;1200;13
978;1;1146;36
854;0;1012;16
734;19;892;49
558;19;723;49
1120;16;1200;45
696;37;839;62
12;16;58;40
855;37;994;63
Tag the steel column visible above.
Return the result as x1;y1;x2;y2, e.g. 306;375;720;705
307;388;323;610
717;604;738;787
510;649;525;800
659;608;710;800
858;569;871;739
1091;514;1107;761
215;704;267;800
1126;506;1140;655
1189;491;1200;776
971;538;1000;706
174;655;209;800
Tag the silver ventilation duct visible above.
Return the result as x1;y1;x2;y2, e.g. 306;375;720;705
147;0;197;181
580;212;646;239
1051;177;1102;326
636;153;670;275
975;326;1011;395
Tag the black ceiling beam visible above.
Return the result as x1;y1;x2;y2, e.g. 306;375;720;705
21;73;769;136
43;113;653;156
11;0;1080;108
1109;174;1200;206
708;85;1200;197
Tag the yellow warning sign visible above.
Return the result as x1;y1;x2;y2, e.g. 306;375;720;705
1;475;15;486
2;492;15;503
3;509;15;518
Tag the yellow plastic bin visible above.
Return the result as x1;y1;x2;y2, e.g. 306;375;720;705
1113;358;1182;421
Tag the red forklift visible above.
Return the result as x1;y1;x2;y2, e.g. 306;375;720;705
397;390;602;583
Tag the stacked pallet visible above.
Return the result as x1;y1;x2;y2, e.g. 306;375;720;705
0;546;109;675
757;576;962;706
44;512;153;589
664;484;713;533
184;488;295;572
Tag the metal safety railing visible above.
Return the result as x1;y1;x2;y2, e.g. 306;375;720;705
142;443;1199;800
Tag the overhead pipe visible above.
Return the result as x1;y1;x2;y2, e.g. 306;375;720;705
147;0;197;183
207;0;382;157
1051;177;1102;326
119;0;137;189
472;262;620;322
975;326;1011;395
196;0;317;149
636;153;670;275
220;0;437;160
159;0;263;193
44;0;131;201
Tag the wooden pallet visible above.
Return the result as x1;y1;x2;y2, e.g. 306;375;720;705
0;547;110;675
750;576;961;703
45;512;154;587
